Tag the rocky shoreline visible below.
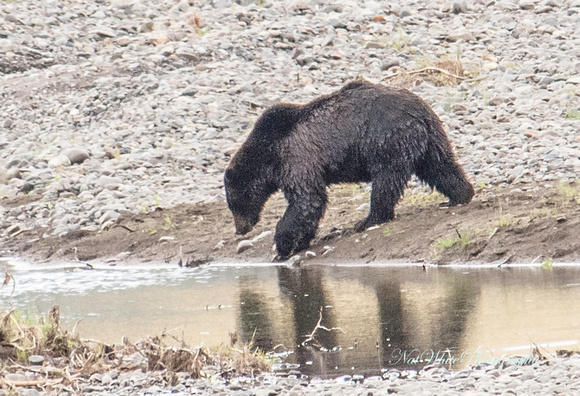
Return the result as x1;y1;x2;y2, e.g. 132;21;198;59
2;355;580;395
1;0;579;241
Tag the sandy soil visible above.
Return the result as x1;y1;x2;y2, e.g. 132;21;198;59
3;182;580;266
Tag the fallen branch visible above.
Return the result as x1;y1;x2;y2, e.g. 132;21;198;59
1;378;64;387
381;67;487;83
302;307;345;347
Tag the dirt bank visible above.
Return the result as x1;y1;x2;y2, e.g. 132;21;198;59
2;182;580;266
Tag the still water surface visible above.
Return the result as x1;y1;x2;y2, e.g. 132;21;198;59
1;259;579;377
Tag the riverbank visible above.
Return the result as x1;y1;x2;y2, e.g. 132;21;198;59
3;183;580;266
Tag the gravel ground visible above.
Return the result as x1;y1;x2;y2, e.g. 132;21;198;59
2;0;580;393
1;0;580;239
2;355;580;395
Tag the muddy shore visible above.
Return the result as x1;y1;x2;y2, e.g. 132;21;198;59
3;183;580;266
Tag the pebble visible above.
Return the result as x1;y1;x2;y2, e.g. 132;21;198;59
62;148;90;165
236;240;254;254
28;355;44;365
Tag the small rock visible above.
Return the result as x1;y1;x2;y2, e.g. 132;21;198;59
287;255;301;266
236;240;254;254
146;385;163;394
63;148;90;164
90;373;104;383
92;27;116;38
447;28;474;42
96;175;123;190
538;76;554;87
6;167;21;180
101;373;113;385
181;87;197;96
329;18;347;29
0;167;7;184
5;373;28;383
399;8;412;17
452;1;468;13
140;21;154;33
17;389;40;396
213;240;226;250
99;210;121;224
28;355;44;365
518;0;535;10
251;230;272;243
382;59;400;71
48;155;71;168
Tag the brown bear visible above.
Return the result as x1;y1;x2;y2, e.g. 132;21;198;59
224;80;474;259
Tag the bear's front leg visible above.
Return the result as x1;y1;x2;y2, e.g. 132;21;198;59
274;191;327;259
354;172;408;232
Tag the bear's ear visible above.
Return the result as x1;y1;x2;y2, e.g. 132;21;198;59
252;104;300;140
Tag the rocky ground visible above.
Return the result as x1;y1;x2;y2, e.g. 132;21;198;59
2;355;580;395
2;0;580;393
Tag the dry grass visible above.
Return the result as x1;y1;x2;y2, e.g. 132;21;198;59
381;58;483;88
0;304;272;389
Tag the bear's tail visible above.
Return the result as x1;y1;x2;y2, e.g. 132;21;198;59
415;123;474;206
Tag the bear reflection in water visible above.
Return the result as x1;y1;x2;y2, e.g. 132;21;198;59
224;80;474;259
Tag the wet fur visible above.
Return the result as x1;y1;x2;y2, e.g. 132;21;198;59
224;81;474;258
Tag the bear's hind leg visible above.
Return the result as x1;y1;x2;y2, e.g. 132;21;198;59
416;156;474;206
354;170;409;232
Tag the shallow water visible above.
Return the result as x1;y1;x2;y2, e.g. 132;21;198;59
1;258;580;377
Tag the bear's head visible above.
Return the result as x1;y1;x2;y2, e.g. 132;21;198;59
224;103;300;236
224;151;277;235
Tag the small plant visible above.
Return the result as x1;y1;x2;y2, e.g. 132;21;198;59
497;207;513;228
194;26;210;36
383;226;391;237
482;89;490;106
404;190;445;207
559;183;576;197
435;229;470;250
558;183;580;203
162;216;174;231
390;28;410;52
456;229;470;249
1;306;273;388
566;110;580;120
140;202;149;213
104;143;121;159
436;236;456;249
541;258;554;271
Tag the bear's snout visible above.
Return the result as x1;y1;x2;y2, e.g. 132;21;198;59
234;215;253;235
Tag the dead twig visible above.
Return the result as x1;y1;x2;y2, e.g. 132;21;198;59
1;377;64;387
381;66;487;84
115;224;135;233
302;307;345;347
2;268;16;308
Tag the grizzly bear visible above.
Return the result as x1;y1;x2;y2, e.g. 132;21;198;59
224;80;474;258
